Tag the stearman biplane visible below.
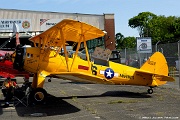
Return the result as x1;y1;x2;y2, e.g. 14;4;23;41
12;19;175;104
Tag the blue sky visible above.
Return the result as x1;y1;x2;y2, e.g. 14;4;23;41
0;0;179;37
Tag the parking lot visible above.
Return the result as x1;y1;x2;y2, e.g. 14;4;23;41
0;77;180;120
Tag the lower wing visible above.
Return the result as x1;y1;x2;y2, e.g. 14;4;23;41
50;72;114;84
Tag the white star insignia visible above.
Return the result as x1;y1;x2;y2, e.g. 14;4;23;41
106;69;113;77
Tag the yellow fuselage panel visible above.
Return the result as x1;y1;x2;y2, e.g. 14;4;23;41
24;47;40;73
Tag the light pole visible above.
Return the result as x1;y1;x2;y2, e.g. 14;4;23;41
178;40;180;89
155;41;160;52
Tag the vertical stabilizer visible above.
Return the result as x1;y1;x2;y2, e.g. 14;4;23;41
140;52;168;76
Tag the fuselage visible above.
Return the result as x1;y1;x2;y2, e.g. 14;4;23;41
19;47;164;87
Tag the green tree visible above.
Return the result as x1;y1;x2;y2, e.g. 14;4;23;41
115;33;124;49
128;12;157;37
115;33;136;49
148;15;178;44
122;37;136;49
129;12;180;44
170;17;180;40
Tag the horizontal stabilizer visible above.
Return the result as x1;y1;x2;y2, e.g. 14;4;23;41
136;70;175;82
156;75;175;82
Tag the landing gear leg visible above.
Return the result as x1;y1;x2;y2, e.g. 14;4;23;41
147;87;153;94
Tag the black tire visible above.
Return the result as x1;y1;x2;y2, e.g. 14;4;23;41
48;79;51;82
29;88;47;104
147;89;153;94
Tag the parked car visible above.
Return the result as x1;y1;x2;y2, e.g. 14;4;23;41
79;49;93;60
109;50;125;64
68;49;94;60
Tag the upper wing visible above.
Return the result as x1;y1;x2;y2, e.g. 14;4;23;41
50;72;114;84
29;19;105;48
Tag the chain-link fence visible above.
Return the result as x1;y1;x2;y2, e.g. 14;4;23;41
120;42;178;69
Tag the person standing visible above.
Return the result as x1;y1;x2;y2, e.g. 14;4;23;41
21;74;30;92
1;77;18;108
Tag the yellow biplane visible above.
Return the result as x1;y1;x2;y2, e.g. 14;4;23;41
12;19;174;104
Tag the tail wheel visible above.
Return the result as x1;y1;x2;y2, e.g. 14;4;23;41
30;88;47;104
48;79;51;82
147;88;153;94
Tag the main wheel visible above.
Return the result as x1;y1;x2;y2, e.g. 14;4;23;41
29;88;47;104
147;88;153;94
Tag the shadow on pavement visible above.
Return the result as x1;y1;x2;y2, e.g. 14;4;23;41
60;91;152;100
0;101;3;115
101;91;151;98
15;94;80;117
1;91;150;117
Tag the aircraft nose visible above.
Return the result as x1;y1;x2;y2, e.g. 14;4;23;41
13;45;25;70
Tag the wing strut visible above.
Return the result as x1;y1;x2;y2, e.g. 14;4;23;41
70;36;82;71
60;28;70;72
83;36;91;67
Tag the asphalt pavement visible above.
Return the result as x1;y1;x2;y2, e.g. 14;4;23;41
0;77;179;120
